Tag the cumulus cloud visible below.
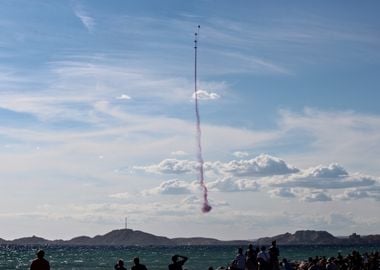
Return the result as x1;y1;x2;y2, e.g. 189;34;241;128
142;179;198;195
337;189;370;201
192;90;220;100
269;188;296;198
218;154;299;177
336;186;380;201
133;155;380;202
301;191;332;202
208;177;260;192
269;163;376;190
134;159;197;174
307;163;348;178
135;154;299;177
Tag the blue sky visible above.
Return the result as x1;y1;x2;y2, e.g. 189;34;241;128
0;0;380;240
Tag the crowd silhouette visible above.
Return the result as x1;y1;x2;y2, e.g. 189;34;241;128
29;246;379;270
223;244;379;270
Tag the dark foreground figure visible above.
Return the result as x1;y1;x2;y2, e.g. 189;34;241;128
114;259;127;270
132;257;148;270
30;249;50;270
168;254;188;270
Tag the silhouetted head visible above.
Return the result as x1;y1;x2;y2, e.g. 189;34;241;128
261;246;266;251
238;248;243;254
134;257;140;265
172;255;178;262
272;240;276;246
118;259;124;266
36;250;45;259
328;257;335;262
248;244;253;249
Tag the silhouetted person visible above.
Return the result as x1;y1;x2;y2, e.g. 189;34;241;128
30;250;50;270
326;257;337;270
269;240;280;270
115;259;127;270
230;248;246;270
246;244;258;270
168;254;188;270
132;257;148;270
281;258;293;270
257;246;270;270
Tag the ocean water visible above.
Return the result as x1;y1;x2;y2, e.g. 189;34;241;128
1;244;379;270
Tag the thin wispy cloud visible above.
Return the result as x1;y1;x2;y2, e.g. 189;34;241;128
233;151;250;158
73;4;95;32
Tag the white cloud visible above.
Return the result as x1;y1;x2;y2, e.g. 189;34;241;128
269;163;376;190
142;179;198;195
192;89;220;100
208;177;260;192
301;191;332;202
336;186;380;201
307;163;348;178
269;188;296;198
116;94;131;100
134;154;299;178
134;159;197;174
218;154;299;177
133;154;380;201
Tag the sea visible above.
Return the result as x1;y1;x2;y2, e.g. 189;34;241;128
1;244;379;270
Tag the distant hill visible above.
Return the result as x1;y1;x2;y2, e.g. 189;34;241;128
85;229;173;246
255;230;340;245
172;237;249;246
10;236;52;245
0;238;8;245
1;229;379;246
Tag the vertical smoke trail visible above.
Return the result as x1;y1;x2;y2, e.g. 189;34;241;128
194;25;212;213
